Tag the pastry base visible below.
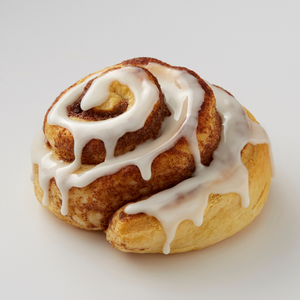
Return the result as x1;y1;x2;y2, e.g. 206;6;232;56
105;109;272;254
106;142;272;254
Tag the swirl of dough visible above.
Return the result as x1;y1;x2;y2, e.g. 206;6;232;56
31;58;273;254
32;58;222;231
44;66;171;164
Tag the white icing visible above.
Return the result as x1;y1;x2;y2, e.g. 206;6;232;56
125;81;274;254
31;62;274;254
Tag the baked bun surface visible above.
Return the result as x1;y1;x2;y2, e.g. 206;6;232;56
44;66;170;164
33;58;222;230
31;57;273;254
106;110;272;253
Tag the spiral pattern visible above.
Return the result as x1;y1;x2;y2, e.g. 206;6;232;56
31;57;273;254
32;58;221;230
44;66;171;164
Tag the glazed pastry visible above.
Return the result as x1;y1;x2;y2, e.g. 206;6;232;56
31;57;274;254
106;110;272;253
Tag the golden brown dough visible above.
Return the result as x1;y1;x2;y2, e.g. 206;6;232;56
44;66;170;164
32;58;272;255
105;110;272;253
33;58;222;231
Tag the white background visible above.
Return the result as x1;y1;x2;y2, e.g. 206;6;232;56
1;1;299;299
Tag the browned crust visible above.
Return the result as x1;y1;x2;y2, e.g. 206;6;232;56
44;65;170;164
67;75;129;121
105;109;272;254
34;57;223;231
67;66;164;121
122;57;222;166
44;58;221;166
33;136;196;230
42;66;116;132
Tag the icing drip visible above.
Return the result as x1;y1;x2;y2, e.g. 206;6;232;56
38;67;162;215
31;62;274;254
125;83;274;254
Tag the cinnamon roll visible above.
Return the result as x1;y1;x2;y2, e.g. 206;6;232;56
31;57;274;254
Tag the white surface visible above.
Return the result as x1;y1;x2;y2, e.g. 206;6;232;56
1;1;299;299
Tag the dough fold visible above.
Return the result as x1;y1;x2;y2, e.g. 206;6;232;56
106;127;272;253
